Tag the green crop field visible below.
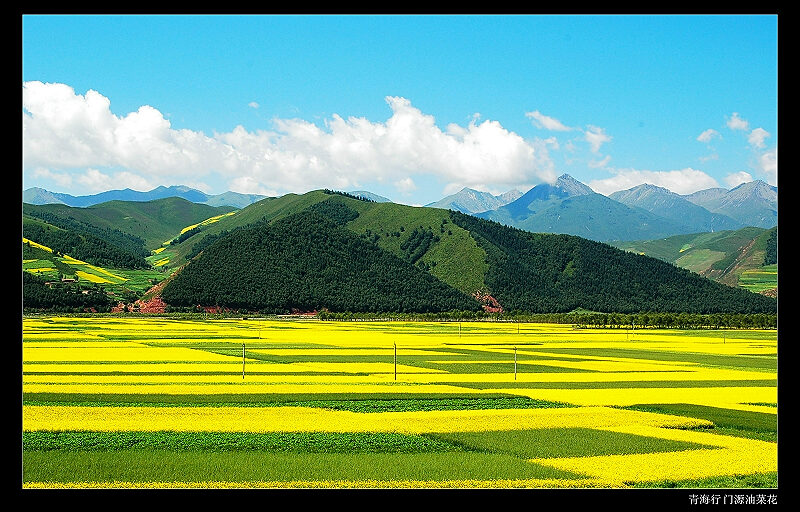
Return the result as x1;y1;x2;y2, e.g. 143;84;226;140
23;238;165;296
22;316;777;489
739;264;777;293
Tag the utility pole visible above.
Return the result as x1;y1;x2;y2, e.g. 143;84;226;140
514;346;517;381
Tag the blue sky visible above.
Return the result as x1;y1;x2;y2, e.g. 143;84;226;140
22;14;778;205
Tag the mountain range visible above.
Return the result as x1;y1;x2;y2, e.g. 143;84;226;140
476;175;776;242
22;188;777;314
23;174;776;243
22;185;268;209
425;187;522;214
155;190;775;314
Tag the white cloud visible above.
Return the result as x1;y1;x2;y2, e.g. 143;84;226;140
393;177;417;194
697;128;720;143
587;168;719;196
22;81;225;178
75;168;153;193
726;112;749;131
758;147;777;186
584;125;611;153
588;155;612;169
724;171;753;188
23;82;552;197
748;127;770;149
31;167;73;188
525;110;572;131
228;175;279;197
248;102;260;109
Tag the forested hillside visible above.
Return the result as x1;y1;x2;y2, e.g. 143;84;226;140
23;216;150;269
23;198;237;251
23;187;777;316
22;272;113;312
160;210;482;314
449;211;776;314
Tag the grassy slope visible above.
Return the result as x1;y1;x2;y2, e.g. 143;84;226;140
164;192;331;266
22;213;169;295
609;227;774;290
23;198;237;251
168;192;489;296
22;234;165;295
346;202;488;295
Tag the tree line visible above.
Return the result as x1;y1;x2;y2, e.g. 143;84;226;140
318;309;776;329
764;227;777;266
22;272;114;312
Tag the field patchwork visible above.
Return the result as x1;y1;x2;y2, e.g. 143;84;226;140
22;317;777;488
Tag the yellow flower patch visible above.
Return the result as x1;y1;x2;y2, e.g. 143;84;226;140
74;270;112;283
23;237;53;252
22;345;240;362
22;405;711;434
494;386;777;410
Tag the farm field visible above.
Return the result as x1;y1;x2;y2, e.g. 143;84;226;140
21;316;778;489
22;237;165;296
739;264;778;294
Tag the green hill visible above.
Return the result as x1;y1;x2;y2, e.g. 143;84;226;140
159;190;776;315
609;227;777;291
163;191;489;295
160;209;481;314
23;197;237;251
449;212;775;314
23;214;150;269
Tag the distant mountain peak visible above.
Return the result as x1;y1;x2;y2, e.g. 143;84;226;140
349;190;392;203
555;174;595;196
611;183;682;202
426;187;522;214
728;180;777;200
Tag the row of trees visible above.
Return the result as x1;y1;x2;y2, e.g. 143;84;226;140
318;309;777;329
22;272;114;312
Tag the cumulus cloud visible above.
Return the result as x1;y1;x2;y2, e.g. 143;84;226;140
748;127;770;149
724;171;753;188
726;112;749;131
248;102;260;109
584;125;611;153
393;177;417;194
758;147;777;185
23;81;225;179
23;82;551;196
587;168;719;196
697;128;720;143
525;110;572;131
76;168;153;193
31;167;73;188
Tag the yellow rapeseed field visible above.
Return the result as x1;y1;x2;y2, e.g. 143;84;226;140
21;316;777;488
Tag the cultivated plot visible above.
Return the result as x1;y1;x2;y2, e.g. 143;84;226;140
22;317;777;488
